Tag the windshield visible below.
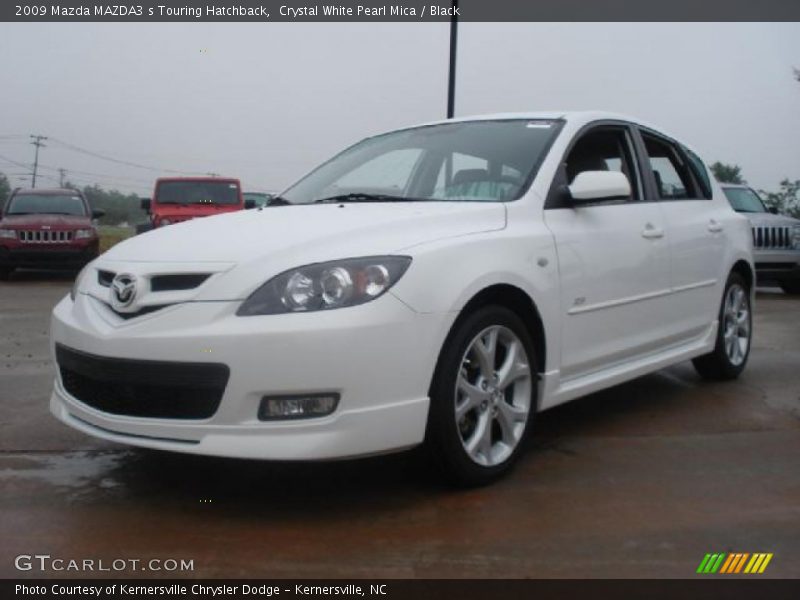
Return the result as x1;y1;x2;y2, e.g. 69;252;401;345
723;187;767;213
155;181;240;205
281;119;562;205
5;193;87;216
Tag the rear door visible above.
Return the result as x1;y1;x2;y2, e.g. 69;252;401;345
544;123;672;381
635;129;725;340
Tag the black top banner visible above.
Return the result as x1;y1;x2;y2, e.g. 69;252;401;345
3;0;800;22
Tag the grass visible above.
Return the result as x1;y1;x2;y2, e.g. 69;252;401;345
98;225;135;254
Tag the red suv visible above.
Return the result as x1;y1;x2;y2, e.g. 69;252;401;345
138;177;252;232
0;188;103;280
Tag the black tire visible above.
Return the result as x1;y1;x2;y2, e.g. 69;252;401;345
692;272;752;380
0;267;13;281
135;222;154;235
425;305;538;487
780;281;800;295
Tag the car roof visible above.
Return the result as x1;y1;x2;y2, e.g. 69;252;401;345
412;110;652;130
13;188;84;196
386;111;699;154
156;177;239;183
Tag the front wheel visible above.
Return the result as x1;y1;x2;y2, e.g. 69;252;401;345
425;306;537;487
692;273;752;380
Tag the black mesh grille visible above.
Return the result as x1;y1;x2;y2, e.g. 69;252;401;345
56;344;229;420
151;273;210;291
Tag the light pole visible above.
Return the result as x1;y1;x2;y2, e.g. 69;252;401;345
447;0;459;119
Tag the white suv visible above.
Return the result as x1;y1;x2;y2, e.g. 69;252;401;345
51;112;754;486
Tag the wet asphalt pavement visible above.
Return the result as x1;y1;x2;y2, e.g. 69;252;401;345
1;271;798;579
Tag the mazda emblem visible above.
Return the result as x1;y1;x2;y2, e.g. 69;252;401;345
110;273;138;311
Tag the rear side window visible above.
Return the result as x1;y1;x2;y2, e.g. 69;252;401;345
641;133;703;200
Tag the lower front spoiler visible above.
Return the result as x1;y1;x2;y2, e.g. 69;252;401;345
50;380;430;461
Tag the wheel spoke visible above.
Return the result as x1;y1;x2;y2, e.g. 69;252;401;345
456;374;488;420
496;340;530;390
473;329;498;378
465;413;491;462
496;401;527;444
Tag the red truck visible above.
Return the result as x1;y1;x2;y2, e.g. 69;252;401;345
138;177;253;233
0;188;104;280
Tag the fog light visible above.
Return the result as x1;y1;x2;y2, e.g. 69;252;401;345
258;393;339;420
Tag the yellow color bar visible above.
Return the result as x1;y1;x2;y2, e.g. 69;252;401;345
758;553;773;574
744;554;761;573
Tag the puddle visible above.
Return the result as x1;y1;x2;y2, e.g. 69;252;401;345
0;450;131;488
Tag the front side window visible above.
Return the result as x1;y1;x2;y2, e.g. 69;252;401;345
642;134;699;200
281;120;562;204
723;187;768;213
5;193;87;216
156;181;240;205
563;127;640;200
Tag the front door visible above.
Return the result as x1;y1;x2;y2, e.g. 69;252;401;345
544;124;672;381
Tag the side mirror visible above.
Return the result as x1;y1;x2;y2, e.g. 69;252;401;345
140;198;151;212
91;209;106;220
567;171;631;203
244;199;256;209
768;206;779;215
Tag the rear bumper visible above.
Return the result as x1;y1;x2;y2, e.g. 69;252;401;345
0;243;98;268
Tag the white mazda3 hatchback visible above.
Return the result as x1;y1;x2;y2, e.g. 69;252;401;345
51;112;754;485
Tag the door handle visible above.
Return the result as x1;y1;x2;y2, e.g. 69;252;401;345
707;219;724;233
641;223;664;239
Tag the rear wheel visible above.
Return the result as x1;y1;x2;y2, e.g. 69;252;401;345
780;281;800;295
692;272;752;380
426;305;537;487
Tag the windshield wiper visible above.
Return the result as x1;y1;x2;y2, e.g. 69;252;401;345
266;195;292;206
313;193;420;204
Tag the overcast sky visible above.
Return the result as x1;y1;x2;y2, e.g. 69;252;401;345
0;22;798;195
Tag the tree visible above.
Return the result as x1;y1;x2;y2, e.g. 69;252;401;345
0;171;10;210
67;181;146;226
710;162;745;184
760;179;800;219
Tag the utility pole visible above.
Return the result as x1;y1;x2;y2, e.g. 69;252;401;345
30;135;48;188
58;168;67;187
446;0;459;119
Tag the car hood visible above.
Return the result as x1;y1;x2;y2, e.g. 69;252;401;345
0;214;91;228
738;211;800;227
97;202;507;302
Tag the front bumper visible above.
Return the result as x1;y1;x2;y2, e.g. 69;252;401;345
0;242;98;268
753;249;800;284
50;291;454;460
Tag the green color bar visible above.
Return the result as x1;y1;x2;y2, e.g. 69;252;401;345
710;553;726;573
697;554;712;573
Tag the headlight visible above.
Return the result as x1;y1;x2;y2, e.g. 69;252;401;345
0;229;16;239
159;219;172;227
237;256;412;316
70;262;93;301
74;229;94;240
792;226;800;250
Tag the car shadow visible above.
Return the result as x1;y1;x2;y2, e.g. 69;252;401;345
2;268;78;283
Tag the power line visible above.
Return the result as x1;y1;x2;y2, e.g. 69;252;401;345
47;137;204;176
